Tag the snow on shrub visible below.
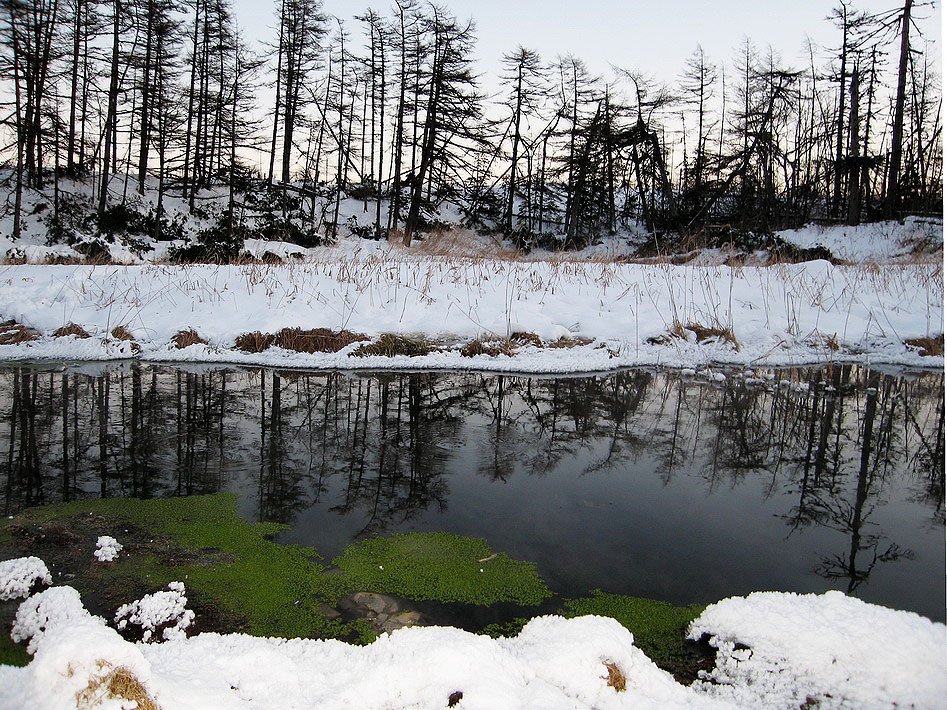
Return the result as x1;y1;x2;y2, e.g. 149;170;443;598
0;556;52;601
688;590;947;709
93;535;123;562
114;582;194;642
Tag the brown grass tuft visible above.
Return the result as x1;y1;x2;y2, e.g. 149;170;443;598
647;321;739;350
172;329;207;349
447;689;464;707
0;319;39;345
111;325;135;341
53;323;91;339
353;333;431;357
274;327;369;353
904;334;944;357
76;663;159;710
510;331;543;348
460;339;516;358
686;323;739;350
234;331;276;353
603;661;626;692
548;336;594;349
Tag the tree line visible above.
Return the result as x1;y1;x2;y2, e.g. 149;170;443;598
0;0;941;251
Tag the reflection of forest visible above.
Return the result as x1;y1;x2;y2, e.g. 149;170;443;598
1;364;943;587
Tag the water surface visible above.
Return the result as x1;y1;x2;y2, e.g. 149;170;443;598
1;362;943;620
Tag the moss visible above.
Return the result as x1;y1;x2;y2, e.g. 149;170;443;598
0;632;31;667
563;590;704;663
9;494;356;640
333;532;551;606
481;617;530;638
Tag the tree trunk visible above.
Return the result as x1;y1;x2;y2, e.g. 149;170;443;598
885;0;912;217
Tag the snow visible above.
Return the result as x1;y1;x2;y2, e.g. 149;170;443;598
0;177;939;374
0;254;940;373
114;583;195;642
0;557;52;601
93;536;123;563
776;217;943;263
8;587;154;710
689;590;947;709
1;578;944;709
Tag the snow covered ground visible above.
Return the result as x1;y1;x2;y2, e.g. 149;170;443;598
0;572;943;709
0;177;940;372
0;254;940;372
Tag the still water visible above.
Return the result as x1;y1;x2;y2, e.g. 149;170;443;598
1;362;943;620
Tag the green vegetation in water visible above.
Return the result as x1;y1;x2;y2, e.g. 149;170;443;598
564;590;704;663
5;494;356;640
481;617;530;639
333;532;552;606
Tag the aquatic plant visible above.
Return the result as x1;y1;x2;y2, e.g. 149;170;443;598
334;532;551;606
564;590;704;663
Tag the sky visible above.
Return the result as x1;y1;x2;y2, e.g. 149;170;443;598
232;0;942;93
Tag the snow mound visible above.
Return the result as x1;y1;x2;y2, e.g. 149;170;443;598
93;535;122;562
0;557;51;601
8;586;155;710
688;590;947;709
115;582;195;642
11;586;99;654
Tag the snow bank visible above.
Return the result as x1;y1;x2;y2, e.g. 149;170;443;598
2;581;944;709
93;535;123;562
0;557;51;601
689;590;947;709
777;217;943;263
7;587;156;710
0;257;940;372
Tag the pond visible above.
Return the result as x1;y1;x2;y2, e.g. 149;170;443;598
1;362;943;621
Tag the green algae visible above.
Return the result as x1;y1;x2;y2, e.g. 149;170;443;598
333;532;551;606
564;590;704;662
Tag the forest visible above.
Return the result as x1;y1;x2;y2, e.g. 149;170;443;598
0;0;942;256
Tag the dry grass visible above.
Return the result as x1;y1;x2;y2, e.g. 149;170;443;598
353;333;431;357
510;331;544;348
111;325;135;341
461;338;516;358
76;662;159;710
904;334;944;357
53;323;91;339
603;661;627;692
172;329;207;349
234;331;276;353
275;327;369;353
0;319;39;344
548;336;595;349
647;321;739;351
235;328;371;354
406;227;518;259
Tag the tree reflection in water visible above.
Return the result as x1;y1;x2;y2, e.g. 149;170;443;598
0;362;943;615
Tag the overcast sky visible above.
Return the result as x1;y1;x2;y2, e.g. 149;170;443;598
231;0;941;93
